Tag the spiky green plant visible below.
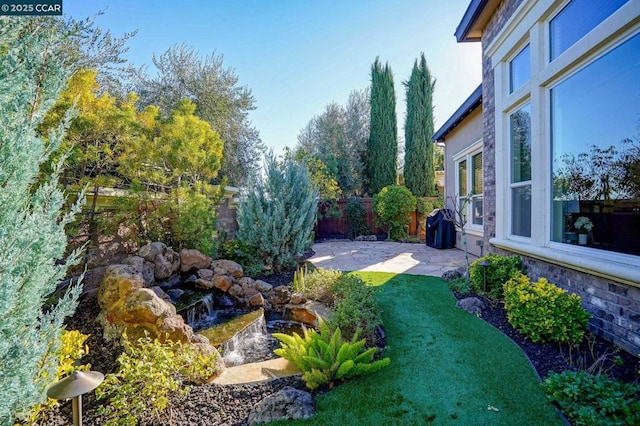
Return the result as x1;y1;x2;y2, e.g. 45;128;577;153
273;320;390;390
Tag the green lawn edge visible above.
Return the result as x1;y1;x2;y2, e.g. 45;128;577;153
269;272;563;425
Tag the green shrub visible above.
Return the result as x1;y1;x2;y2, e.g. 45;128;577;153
236;153;317;272
542;370;640;426
330;273;382;346
447;277;472;295
273;320;390;390
503;273;590;344
373;185;417;240
291;268;382;345
469;253;523;299
345;197;370;238
216;239;263;277
293;266;343;304
95;333;219;425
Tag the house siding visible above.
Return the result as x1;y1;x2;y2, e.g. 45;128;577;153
444;107;484;257
482;0;640;354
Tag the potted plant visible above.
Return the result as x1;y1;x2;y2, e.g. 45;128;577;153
574;216;593;245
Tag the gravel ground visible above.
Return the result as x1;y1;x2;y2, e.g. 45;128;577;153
40;275;638;425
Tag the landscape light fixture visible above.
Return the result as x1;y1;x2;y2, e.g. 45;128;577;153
478;259;490;293
47;370;104;426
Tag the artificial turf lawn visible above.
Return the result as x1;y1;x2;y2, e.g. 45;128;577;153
270;272;563;425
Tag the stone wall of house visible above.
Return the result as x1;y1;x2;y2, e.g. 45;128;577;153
481;0;523;251
497;249;640;355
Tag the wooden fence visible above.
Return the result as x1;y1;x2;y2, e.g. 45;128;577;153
314;198;433;240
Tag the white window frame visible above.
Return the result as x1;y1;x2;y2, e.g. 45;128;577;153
487;0;640;284
453;139;483;236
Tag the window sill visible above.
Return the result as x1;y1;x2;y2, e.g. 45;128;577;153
490;238;640;288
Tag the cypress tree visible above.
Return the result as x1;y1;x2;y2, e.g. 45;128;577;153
367;57;398;195
404;53;436;197
0;18;84;423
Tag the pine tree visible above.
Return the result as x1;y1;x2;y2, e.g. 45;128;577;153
236;153;318;273
404;53;436;197
0;18;84;424
367;58;398;195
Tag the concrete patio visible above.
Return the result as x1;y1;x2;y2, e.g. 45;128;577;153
308;240;472;276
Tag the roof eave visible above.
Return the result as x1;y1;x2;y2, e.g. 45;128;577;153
432;85;482;142
455;0;501;42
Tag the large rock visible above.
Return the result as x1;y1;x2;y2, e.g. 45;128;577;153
180;249;212;272
139;242;180;280
456;297;486;317
157;314;194;343
248;293;265;307
211;259;244;278
122;288;176;324
213;275;233;292
198;268;214;280
238;276;257;290
97;264;145;311
255;280;273;293
195;278;214;290
285;301;332;327
122;255;155;286
268;285;291;305
247;387;314;425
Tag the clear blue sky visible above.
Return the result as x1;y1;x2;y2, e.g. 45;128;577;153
63;0;481;154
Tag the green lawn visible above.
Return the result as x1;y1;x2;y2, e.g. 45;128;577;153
271;272;563;425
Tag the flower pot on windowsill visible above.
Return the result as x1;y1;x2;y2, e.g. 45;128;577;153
578;233;588;245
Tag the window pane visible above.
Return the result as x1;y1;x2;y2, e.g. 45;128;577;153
472;152;483;194
472;195;483;226
551;33;640;256
458;160;467;195
510;104;531;183
512;186;532;237
550;0;628;60
509;44;530;92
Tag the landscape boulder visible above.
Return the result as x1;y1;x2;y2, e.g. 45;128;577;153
268;285;291;305
122;255;155;286
456;297;486;317
139;242;180;280
97;264;145;311
247;387;314;425
180;249;212;272
211;259;244;278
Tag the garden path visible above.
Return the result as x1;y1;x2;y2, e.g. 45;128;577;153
308;241;471;276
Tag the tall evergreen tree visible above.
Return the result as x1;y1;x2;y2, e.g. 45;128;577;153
367;57;398;195
0;18;84;423
404;53;436;197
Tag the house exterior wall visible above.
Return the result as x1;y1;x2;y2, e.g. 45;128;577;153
444;107;484;257
480;0;640;354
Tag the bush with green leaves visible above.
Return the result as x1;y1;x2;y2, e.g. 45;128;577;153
330;273;382;346
273;320;390;390
469;253;523;299
291;268;382;345
373;185;416;240
216;239;264;277
542;370;640;426
236;153;318;272
95;333;219;425
345;197;370;238
503;273;590;344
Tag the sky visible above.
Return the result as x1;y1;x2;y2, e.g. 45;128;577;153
63;0;482;155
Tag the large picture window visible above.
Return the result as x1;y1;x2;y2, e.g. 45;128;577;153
551;33;640;256
549;0;628;60
510;104;531;238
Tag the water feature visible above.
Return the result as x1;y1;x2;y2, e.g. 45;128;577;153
174;286;307;366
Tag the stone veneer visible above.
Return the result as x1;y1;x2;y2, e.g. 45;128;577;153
481;0;639;355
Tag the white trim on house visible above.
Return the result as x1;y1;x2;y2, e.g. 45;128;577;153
453;139;484;235
490;0;640;285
